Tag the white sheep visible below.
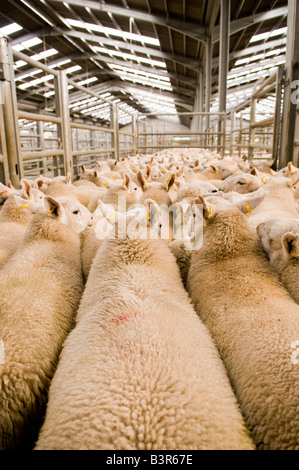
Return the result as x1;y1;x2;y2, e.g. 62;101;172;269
219;173;262;194
187;202;299;450
35;205;253;450
246;177;299;230
0;196;92;450
257;218;299;304
0;195;43;268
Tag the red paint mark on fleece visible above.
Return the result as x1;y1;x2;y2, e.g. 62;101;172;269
99;311;142;328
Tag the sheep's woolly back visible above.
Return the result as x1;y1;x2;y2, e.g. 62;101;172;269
45;180;78;201
36;236;253;450
0;211;84;450
187;210;299;450
281;260;299;304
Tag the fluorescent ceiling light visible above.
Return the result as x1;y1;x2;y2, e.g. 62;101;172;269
67;18;160;46
0;23;23;37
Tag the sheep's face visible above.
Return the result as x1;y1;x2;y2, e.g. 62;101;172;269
30;189;45;203
201;164;233;180
257;218;299;270
220;174;262;194
45;197;93;234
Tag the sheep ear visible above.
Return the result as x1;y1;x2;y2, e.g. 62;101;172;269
44;196;63;218
123;173;130;190
144;199;160;226
81;164;86;173
0;182;15;198
288;162;293;172
65;173;71;185
239;189;267;214
94;170;98;178
20;179;32;200
194;196;214;220
165;173;175;192
99;175;111;188
242;155;247;162
282;232;299;258
37;179;44;189
146;165;151;178
137;171;147;192
210;165;217;173
249;168;257;176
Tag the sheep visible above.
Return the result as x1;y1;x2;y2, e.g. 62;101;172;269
137;171;175;206
0;180;45;203
246;177;299;230
187;202;299;450
44;174;104;208
0;195;43;268
102;173;140;211
0;196;93;450
257;218;299;304
35;204;254;451
219;173;262;194
197;163;233;181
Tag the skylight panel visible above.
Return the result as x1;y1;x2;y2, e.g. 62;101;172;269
66;18;160;46
94;46;166;68
19;74;54;89
0;23;23;37
12;37;43;52
249;27;287;43
108;64;170;81
77;77;98;86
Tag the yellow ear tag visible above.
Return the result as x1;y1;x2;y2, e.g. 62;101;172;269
20;203;31;210
261;177;266;184
245;201;252;213
295;248;299;255
145;215;150;221
207;205;213;216
194;170;198;173
161;170;165;173
108;213;116;222
48;207;55;214
103;182;109;186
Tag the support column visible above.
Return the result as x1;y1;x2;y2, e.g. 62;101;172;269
111;104;119;161
272;65;284;170
55;71;73;177
279;0;299;168
205;37;212;145
0;38;23;187
218;0;230;155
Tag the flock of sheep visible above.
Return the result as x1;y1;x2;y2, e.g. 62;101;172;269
0;146;299;450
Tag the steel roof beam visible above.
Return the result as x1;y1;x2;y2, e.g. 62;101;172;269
212;6;288;42
50;0;208;42
50;29;202;72
212;37;287;68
